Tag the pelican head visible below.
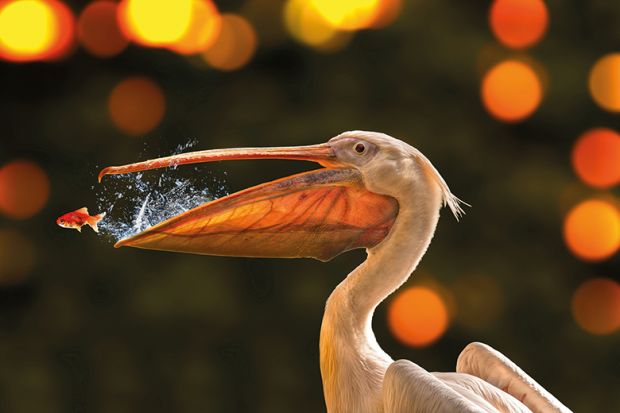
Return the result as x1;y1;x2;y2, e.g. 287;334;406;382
98;131;463;261
326;131;464;216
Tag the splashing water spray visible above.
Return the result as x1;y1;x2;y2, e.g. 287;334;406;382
95;140;228;243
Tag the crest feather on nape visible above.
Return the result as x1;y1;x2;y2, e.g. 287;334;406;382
413;150;469;221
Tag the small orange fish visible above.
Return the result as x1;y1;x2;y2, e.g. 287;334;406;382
56;207;106;233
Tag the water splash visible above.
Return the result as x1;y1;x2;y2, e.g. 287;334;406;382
95;141;228;243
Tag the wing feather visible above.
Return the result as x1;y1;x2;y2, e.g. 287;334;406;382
383;359;493;413
456;342;572;413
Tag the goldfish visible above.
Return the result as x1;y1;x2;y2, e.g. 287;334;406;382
56;207;106;233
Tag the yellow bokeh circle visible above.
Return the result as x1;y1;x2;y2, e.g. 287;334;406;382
0;0;56;60
311;0;381;31
169;0;221;55
118;0;193;47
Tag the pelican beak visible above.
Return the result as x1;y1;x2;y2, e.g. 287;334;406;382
99;143;398;261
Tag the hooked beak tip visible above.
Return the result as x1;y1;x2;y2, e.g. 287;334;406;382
114;239;129;248
98;168;110;183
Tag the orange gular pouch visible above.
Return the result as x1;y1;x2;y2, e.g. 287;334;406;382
115;168;399;261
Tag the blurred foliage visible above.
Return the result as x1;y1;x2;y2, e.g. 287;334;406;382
1;1;620;412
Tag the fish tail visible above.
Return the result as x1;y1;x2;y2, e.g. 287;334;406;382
88;212;106;233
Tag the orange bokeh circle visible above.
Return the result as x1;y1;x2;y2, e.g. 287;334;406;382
588;53;620;113
44;0;76;61
481;60;542;122
169;0;221;55
108;76;166;136
368;0;402;29
563;199;620;262
572;278;620;335
489;0;548;49
572;128;620;189
77;0;128;58
202;14;257;71
388;286;449;347
0;160;50;219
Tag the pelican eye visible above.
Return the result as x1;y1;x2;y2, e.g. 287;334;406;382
354;142;366;154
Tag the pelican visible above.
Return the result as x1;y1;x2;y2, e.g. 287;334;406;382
99;131;571;413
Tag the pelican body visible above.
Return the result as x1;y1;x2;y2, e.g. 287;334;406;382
99;131;571;413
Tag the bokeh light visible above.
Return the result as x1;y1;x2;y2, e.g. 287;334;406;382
0;229;36;285
283;0;398;50
388;286;449;347
572;128;620;189
202;14;257;71
0;0;55;61
311;0;380;31
0;160;50;220
588;53;620;113
77;0;128;58
45;0;75;60
117;0;193;47
108;76;166;136
0;0;75;62
284;0;352;52
481;59;543;122
572;278;620;335
367;0;401;29
563;199;620;262
169;0;221;55
489;0;548;49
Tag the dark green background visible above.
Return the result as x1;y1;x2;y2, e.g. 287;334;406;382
1;1;619;412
